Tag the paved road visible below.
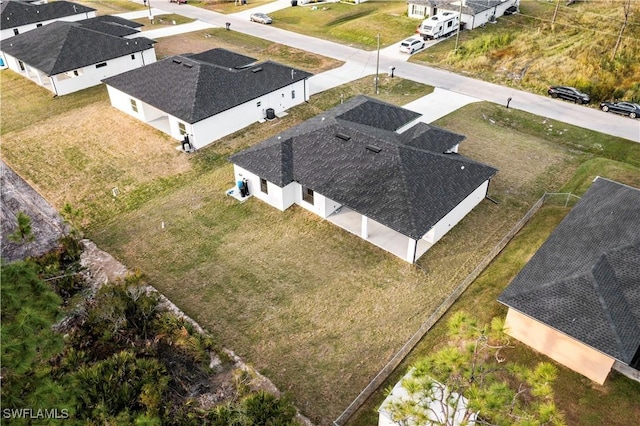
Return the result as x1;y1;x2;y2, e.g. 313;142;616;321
132;0;639;142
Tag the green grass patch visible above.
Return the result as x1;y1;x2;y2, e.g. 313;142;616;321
271;1;418;50
133;13;195;28
191;0;274;15
0;71;107;135
73;0;145;15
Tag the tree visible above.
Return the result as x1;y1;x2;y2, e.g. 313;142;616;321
383;312;565;426
8;211;35;243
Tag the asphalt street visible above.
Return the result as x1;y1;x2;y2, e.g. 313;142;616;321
135;0;639;142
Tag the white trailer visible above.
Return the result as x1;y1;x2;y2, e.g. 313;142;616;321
418;12;460;40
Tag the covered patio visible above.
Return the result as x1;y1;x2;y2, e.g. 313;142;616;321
327;206;433;262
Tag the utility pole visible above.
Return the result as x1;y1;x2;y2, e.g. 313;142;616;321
454;0;463;52
375;33;380;95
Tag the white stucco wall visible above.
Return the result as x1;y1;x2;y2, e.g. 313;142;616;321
233;166;295;211
423;180;489;244
52;48;156;96
108;78;308;150
6;47;155;96
0;11;97;40
188;78;308;149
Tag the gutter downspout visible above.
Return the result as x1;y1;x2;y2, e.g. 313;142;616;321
50;75;58;96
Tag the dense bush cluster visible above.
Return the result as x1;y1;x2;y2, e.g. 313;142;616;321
1;238;298;425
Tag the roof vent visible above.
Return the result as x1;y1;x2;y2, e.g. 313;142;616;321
252;67;263;73
183;63;193;68
336;133;351;141
172;59;182;64
366;145;381;153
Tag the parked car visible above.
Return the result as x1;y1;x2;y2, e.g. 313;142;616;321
250;13;273;24
547;86;590;104
503;5;518;15
599;101;640;119
399;37;425;54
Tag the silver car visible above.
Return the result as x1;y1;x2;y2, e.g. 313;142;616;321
250;13;273;24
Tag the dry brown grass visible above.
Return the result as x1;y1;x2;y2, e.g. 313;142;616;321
0;80;191;226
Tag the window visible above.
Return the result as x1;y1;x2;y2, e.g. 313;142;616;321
130;99;138;113
302;186;314;205
256;101;261;107
291;90;295;99
260;178;268;194
73;70;79;76
178;122;187;135
95;62;107;69
13;28;19;35
131;54;135;60
18;60;25;71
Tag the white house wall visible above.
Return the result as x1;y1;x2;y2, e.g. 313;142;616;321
0;11;97;40
171;79;308;149
233;166;295;211
53;48;156;96
423;180;489;244
6;47;155;96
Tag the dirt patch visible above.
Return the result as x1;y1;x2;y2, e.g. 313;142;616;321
0;160;69;262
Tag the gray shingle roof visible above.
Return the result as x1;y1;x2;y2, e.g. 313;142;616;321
229;95;497;239
103;48;313;124
76;15;142;38
1;20;155;75
1;0;94;28
498;178;640;365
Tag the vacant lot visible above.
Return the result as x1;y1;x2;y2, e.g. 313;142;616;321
5;61;638;424
271;1;418;50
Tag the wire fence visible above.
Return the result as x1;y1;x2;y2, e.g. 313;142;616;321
332;192;579;426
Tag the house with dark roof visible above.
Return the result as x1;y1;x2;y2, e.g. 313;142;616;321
407;0;519;30
229;95;497;263
103;48;313;150
498;177;640;384
0;20;156;96
0;0;95;40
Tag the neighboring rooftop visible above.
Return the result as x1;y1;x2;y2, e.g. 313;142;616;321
1;20;155;75
230;95;497;240
76;15;142;38
103;48;313;124
498;177;640;365
0;0;95;28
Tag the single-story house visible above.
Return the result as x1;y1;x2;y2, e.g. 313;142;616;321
0;0;95;40
498;177;640;385
408;0;519;30
75;15;144;39
229;95;498;263
1;20;156;96
379;368;477;425
103;48;313;150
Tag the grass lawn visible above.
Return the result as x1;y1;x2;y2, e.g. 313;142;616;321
271;0;418;50
2;58;640;426
191;0;275;14
73;0;146;15
132;13;195;28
